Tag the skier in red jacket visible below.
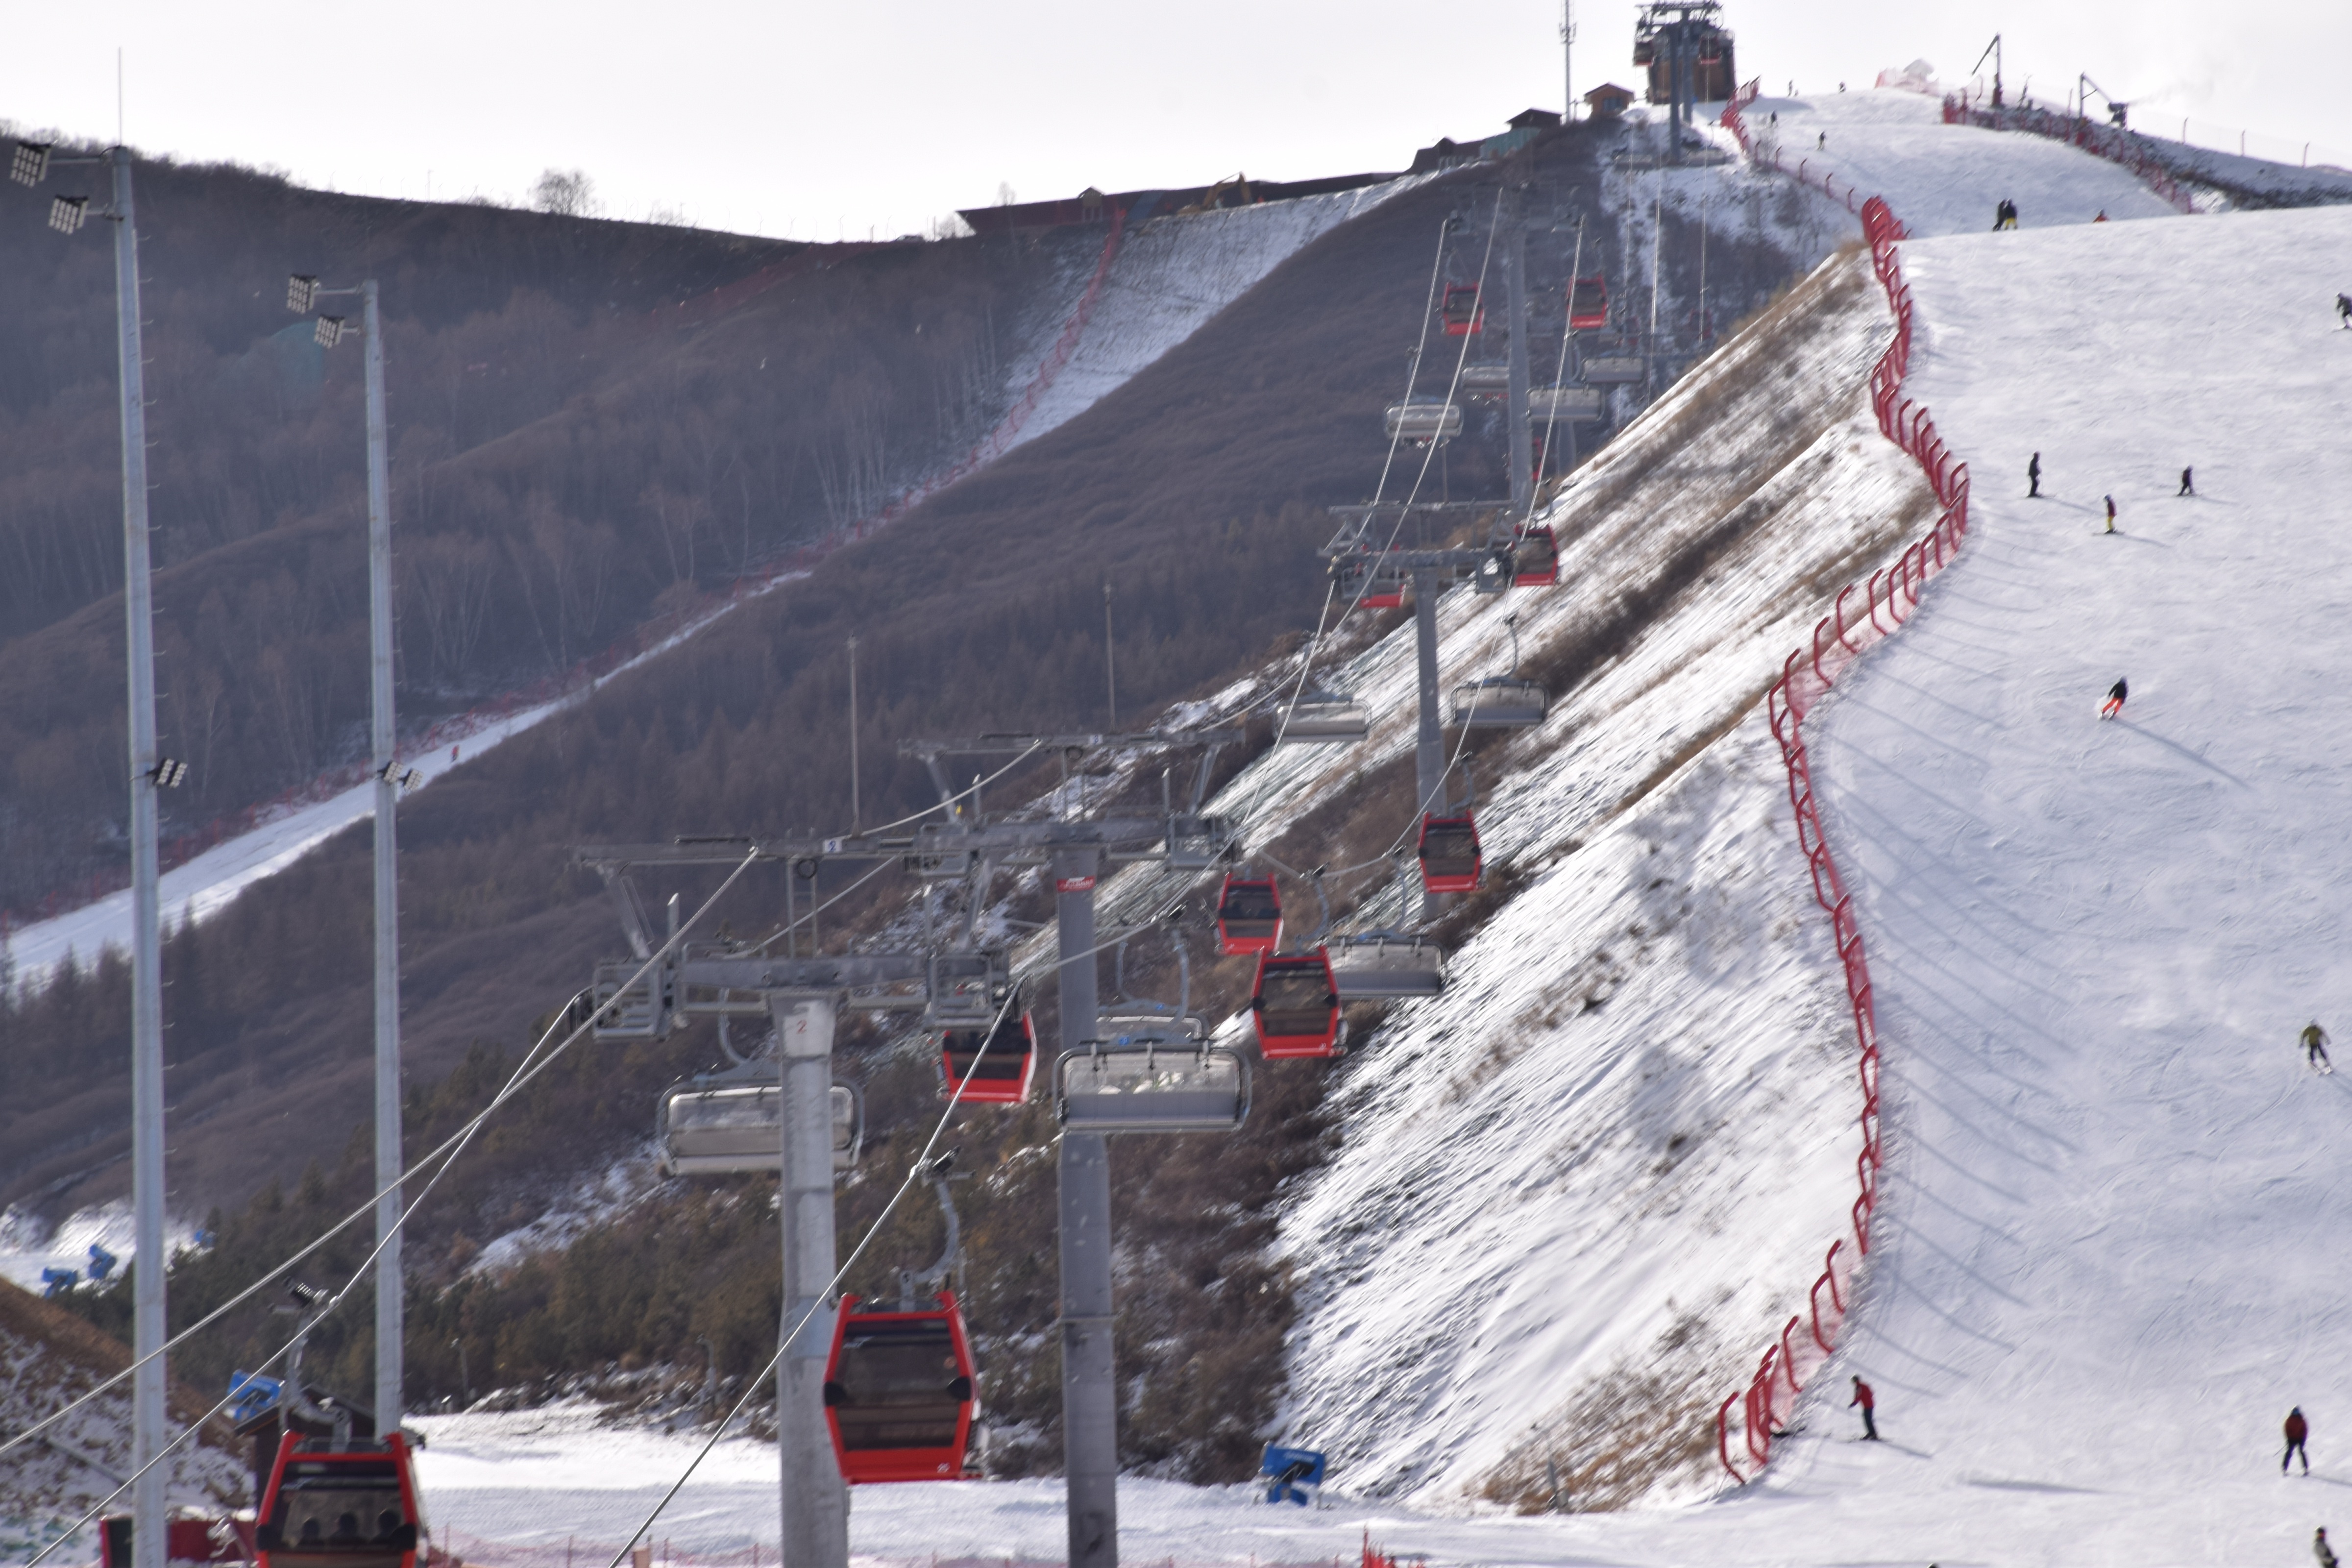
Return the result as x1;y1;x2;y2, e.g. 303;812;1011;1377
2285;1406;2310;1474
1850;1376;1879;1441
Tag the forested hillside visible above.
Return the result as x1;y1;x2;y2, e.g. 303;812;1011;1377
13;116;1818;1484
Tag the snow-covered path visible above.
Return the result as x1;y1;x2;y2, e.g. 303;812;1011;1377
1781;203;2352;1560
1740;86;2182;237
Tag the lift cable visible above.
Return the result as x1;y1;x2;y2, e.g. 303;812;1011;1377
0;846;768;1475
1270;194;1506;748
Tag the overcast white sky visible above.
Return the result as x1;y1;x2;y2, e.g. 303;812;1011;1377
5;2;2350;241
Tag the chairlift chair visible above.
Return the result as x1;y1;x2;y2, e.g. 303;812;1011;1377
1384;398;1463;445
1458;363;1511;401
1440;284;1484;335
925;951;1008;1031
1215;875;1282;957
1568;274;1609;331
1417;813;1483;894
1451;678;1548;729
937;1001;1037;1105
1525;387;1604;424
1163;814;1235;872
1281;690;1370;743
1513;525;1560;587
1580;355;1644;385
656;1077;862;1175
823;1291;977;1483
254;1431;424;1568
1057;1015;1250;1132
1251;950;1344;1059
1330;932;1446;1000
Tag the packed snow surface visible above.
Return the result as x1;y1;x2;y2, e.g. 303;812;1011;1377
1738;85;2181;237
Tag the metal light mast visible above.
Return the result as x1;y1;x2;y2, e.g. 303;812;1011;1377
291;272;408;1431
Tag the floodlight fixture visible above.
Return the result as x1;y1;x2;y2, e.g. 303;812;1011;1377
148;758;189;787
378;761;420;790
315;315;346;348
10;142;51;187
287;274;320;314
49;195;88;235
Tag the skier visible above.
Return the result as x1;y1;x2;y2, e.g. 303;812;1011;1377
1850;1375;1879;1441
2027;452;2042;497
2104;494;2118;534
2287;1407;2311;1474
2304;1023;2333;1074
2337;293;2352;329
1818;131;1827;151
2094;209;2110;222
2100;678;2128;720
2179;466;2195;496
2319;1527;2339;1568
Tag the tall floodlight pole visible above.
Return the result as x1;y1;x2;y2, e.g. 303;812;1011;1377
16;138;176;1568
113;144;169;1568
1054;847;1116;1568
292;273;406;1433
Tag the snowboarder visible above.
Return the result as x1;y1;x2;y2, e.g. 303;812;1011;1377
2094;209;2109;222
2304;1023;2333;1074
2287;1407;2311;1473
2179;466;2195;496
2027;452;2042;497
2100;678;2128;720
2319;1527;2339;1568
2104;494;2118;534
1850;1376;1879;1440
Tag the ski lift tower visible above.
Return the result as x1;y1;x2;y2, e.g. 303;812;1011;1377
1635;0;1729;165
1321;503;1538;919
579;724;1242;1568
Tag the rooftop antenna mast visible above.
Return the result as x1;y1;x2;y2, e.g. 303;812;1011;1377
1561;0;1577;121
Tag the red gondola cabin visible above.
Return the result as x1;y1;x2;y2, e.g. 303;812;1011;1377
1417;814;1484;894
1513;525;1559;587
1440;284;1484;336
1251;950;1343;1058
1568;275;1608;331
824;1292;978;1483
1216;876;1282;956
254;1432;424;1568
938;1006;1036;1104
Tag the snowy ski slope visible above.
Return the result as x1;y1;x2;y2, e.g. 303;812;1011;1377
1776;200;2352;1562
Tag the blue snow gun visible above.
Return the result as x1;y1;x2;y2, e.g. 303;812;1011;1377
227;1370;285;1424
1259;1444;1326;1506
41;1267;79;1298
87;1244;119;1281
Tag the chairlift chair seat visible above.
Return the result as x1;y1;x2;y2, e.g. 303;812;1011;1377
938;1006;1037;1105
1215;875;1282;956
1450;677;1548;729
925;951;1008;1030
1417;813;1484;894
1526;387;1604;424
1330;933;1446;1000
1458;363;1511;400
254;1432;424;1568
1384;399;1463;444
1282;691;1370;742
1580;355;1645;385
1056;1027;1250;1133
591;957;675;1041
823;1292;977;1483
1164;814;1235;871
1251;950;1344;1058
658;1079;861;1175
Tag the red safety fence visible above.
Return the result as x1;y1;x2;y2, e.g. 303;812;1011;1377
1940;96;2198;216
1710;98;1976;1484
5;214;1132;951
